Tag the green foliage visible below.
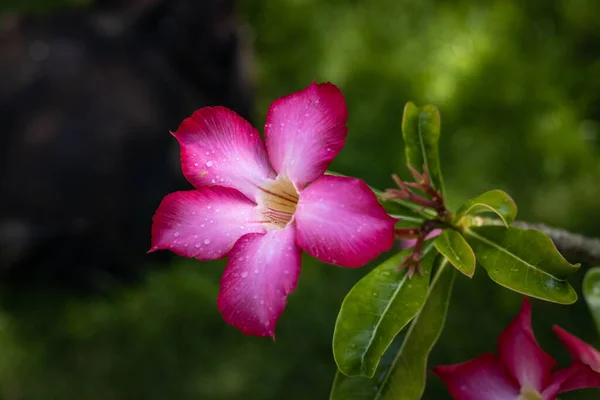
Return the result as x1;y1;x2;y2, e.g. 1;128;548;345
401;102;444;194
330;259;456;400
333;247;435;377
465;226;580;304
454;190;517;227
434;229;476;277
583;267;600;335
332;94;583;396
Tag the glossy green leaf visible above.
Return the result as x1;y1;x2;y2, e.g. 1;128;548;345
454;190;517;227
583;267;600;335
434;229;476;277
333;245;436;377
330;259;456;400
465;226;580;304
401;102;444;195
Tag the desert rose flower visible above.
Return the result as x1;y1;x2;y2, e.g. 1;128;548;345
434;298;600;399
150;82;396;338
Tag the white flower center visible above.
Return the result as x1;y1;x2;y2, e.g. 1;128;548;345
257;176;299;228
519;386;541;400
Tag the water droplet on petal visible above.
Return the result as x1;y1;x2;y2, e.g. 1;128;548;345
194;163;198;167
174;232;180;237
206;161;214;167
241;271;248;278
254;269;259;274
204;238;211;245
207;205;212;209
194;243;201;248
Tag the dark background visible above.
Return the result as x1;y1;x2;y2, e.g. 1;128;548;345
0;0;599;399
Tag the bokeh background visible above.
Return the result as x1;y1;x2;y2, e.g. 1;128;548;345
1;0;600;399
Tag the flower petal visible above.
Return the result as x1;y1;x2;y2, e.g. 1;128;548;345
400;228;442;249
497;298;556;392
553;325;600;372
217;225;301;338
264;81;348;188
174;106;275;201
295;175;396;268
553;363;600;394
433;353;521;400
150;188;266;260
542;363;600;398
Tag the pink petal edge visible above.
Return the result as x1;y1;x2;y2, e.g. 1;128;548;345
543;363;600;398
553;325;600;373
174;106;275;201
295;175;396;268
433;353;521;400
150;188;266;260
400;228;442;249
497;298;556;393
264;81;348;189
217;225;301;338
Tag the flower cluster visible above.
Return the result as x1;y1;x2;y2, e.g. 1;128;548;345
434;298;600;400
150;82;396;338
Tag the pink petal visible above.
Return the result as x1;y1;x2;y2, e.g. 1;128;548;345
150;188;266;260
264;81;348;189
541;368;573;400
553;325;600;372
217;225;301;338
497;298;556;392
400;228;442;249
543;363;600;398
295;175;396;268
433;353;521;400
554;363;600;394
174;106;275;201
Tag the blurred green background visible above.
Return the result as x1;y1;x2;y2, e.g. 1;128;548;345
1;0;600;399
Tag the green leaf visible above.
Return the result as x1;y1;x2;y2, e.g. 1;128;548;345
434;229;476;278
401;102;444;195
583;267;600;335
465;226;580;304
330;258;456;400
454;190;518;227
333;246;436;377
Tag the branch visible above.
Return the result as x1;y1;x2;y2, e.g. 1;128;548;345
512;221;600;266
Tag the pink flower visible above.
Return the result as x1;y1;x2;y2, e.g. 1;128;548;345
400;228;441;249
150;82;396;338
433;298;600;400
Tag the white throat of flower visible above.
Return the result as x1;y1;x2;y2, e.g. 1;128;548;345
519;386;542;400
257;176;299;228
